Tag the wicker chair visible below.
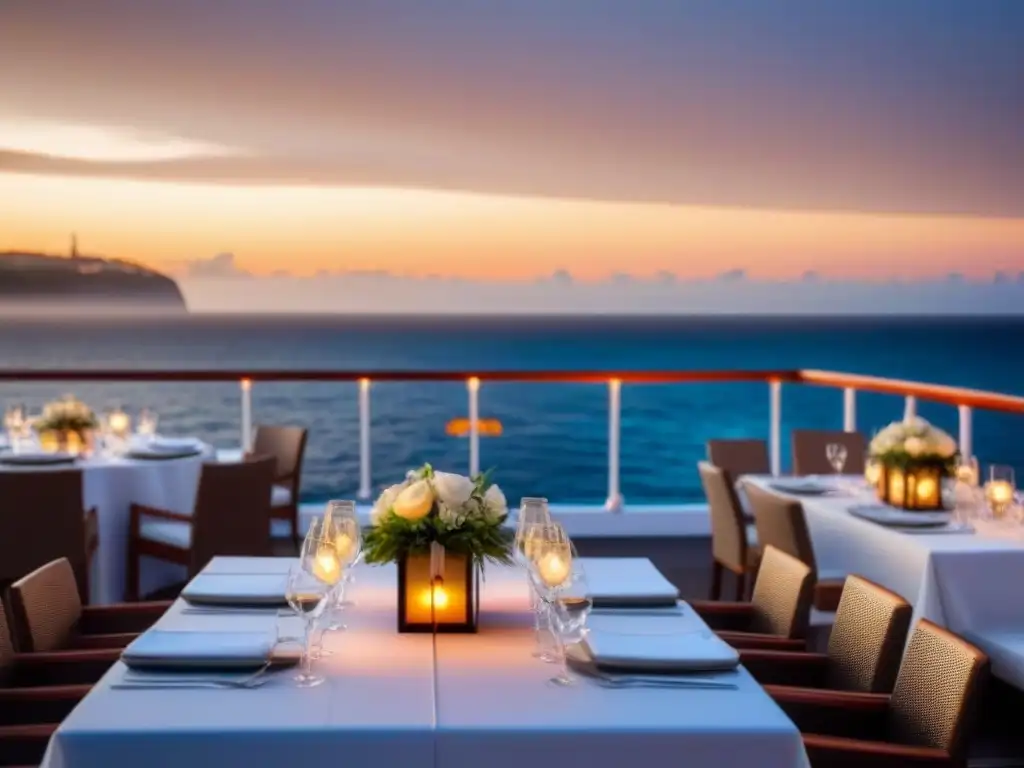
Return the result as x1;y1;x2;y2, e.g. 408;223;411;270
777;620;989;767
741;575;912;694
0;469;97;604
126;456;277;600
9;558;169;653
698;461;759;600
0;596;122;767
792;430;867;476
744;481;846;612
250;425;308;545
691;545;814;651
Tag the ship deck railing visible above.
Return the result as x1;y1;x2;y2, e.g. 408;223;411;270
4;368;1022;539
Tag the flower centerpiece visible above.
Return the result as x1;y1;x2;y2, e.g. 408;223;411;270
34;395;99;455
363;464;512;633
868;417;958;510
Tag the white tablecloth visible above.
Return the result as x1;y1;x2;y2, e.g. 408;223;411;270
744;475;1024;687
43;557;808;768
1;452;207;604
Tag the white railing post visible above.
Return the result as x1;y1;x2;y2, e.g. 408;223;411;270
843;387;856;432
605;378;624;512
467;377;480;477
358;378;372;499
240;378;252;451
958;404;973;461
769;379;782;477
903;395;917;421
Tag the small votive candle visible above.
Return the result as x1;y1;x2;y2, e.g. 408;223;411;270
334;532;355;563
986;480;1014;517
419;581;449;610
108;410;131;438
312;547;341;585
537;552;571;588
864;461;881;486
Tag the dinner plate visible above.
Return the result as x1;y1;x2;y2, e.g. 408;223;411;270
126;448;203;461
0;451;76;466
768;479;832;496
848;503;951;527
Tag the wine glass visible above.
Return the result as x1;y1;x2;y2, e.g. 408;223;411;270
285;561;333;688
526;523;585;685
825;443;848;476
3;405;24;452
322;500;362;631
515;498;554;659
985;465;1016;519
955;456;980;487
136;409;158;441
548;558;592;687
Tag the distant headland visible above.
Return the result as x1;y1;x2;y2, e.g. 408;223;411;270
0;236;187;314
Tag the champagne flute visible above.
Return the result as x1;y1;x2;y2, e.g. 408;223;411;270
299;518;343;660
515;498;553;659
548;558;592;687
526;523;584;685
322;500;362;630
137;408;159;441
285;562;333;688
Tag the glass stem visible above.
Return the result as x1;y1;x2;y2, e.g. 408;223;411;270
302;618;314;677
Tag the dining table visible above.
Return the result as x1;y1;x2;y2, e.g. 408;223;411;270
41;556;810;768
742;473;1024;689
0;444;213;604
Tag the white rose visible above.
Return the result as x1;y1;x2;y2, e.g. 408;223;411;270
431;471;475;509
437;501;465;528
903;436;926;457
903;416;930;435
936;433;958;458
393;479;434;521
483;484;507;522
370;483;405;525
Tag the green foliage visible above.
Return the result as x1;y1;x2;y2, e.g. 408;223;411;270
362;464;513;567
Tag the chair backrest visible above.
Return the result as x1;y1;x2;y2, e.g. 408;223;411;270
707;439;770;478
825;575;912;692
745;482;818;576
698;461;748;573
8;558;82;653
791;429;867;476
0;469;89;603
189;456;277;575
748;546;814;639
252;425;308;494
887;620;988;759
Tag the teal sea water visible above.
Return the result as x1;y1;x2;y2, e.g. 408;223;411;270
1;315;1022;504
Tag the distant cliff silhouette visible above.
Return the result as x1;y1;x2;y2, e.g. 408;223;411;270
0;251;187;312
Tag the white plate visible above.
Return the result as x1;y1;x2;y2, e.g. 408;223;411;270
768;479;833;496
0;451;76;466
848;504;951;527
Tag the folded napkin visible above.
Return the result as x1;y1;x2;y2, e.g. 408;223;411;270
181;573;289;607
768;479;831;495
584;613;739;672
848;503;951;528
149;436;203;452
583;558;680;608
121;630;275;670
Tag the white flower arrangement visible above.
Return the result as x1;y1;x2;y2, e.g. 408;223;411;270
35;395;98;434
868;416;958;468
363;464;512;566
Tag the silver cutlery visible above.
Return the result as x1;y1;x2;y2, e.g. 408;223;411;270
590;608;683;617
180;607;291;617
593;674;737;690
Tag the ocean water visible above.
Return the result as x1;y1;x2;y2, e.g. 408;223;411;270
1;315;1023;505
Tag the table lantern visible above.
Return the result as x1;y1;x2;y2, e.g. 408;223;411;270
397;543;478;633
878;464;943;511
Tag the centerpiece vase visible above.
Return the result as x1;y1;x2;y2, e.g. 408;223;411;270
397;543;479;633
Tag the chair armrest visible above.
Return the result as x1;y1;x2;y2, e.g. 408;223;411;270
716;631;806;651
130;503;192;524
771;686;891;740
739;649;829;687
11;649;121;687
0;684;90;724
72;632;138;651
80;602;171;634
0;722;56;766
688;601;755;632
803;733;953;767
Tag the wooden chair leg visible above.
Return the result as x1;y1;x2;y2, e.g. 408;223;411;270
735;572;746;601
710;561;723;600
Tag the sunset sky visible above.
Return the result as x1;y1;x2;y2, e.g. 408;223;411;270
1;0;1022;283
